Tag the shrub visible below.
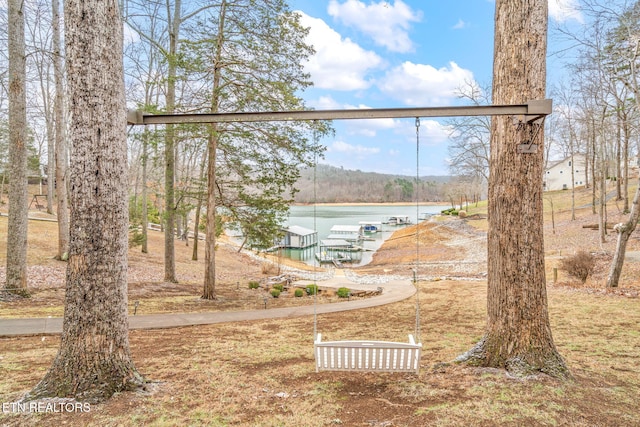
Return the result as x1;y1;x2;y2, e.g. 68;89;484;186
261;262;280;275
305;284;319;295
560;251;595;284
273;283;284;292
270;289;281;298
440;208;459;216
294;289;304;297
128;228;145;248
337;287;350;298
248;280;260;289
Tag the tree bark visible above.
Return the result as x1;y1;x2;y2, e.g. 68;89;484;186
203;125;218;299
5;0;29;294
202;0;227;300
27;0;143;402
141;130;149;254
606;177;640;288
163;0;181;283
192;147;207;261
457;0;569;378
53;0;70;260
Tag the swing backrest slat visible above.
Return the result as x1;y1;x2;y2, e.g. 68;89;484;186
314;334;422;373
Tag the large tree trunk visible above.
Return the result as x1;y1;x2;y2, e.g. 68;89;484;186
5;0;29;294
53;0;69;260
27;0;143;402
457;0;569;378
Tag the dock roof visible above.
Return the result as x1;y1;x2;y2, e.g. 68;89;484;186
284;225;317;236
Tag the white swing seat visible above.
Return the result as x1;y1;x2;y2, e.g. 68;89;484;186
314;333;422;373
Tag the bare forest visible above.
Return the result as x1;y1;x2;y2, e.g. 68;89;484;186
292;164;470;204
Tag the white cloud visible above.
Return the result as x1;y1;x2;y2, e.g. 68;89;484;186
297;12;383;91
548;0;583;24
417;119;452;145
377;61;475;106
309;96;343;110
452;19;467;30
328;140;381;155
328;0;422;53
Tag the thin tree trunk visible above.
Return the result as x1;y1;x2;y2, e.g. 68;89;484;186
203;0;227;300
203;125;219;299
622;118;630;213
53;0;69;261
45;104;55;214
5;0;29;294
192;147;207;261
570;152;575;221
27;0;143;402
615;114;622;201
598;124;607;244
591;125;597;215
607;177;640;287
141;131;149;253
457;0;569;378
163;0;181;283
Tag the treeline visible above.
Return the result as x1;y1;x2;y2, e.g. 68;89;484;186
292;164;467;203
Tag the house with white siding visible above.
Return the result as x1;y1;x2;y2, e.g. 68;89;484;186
544;156;587;191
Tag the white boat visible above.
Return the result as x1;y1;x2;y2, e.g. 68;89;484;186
383;215;412;225
359;221;382;233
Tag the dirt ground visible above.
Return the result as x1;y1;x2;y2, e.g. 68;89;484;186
1;196;640;426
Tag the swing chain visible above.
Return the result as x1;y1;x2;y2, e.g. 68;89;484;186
414;117;422;343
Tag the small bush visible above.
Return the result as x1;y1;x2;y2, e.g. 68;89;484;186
560;251;595;284
440;208;459;216
273;283;284;292
128;228;145;248
305;284;319;295
248;280;260;289
294;289;304;297
270;289;281;298
261;262;280;275
337;287;350;298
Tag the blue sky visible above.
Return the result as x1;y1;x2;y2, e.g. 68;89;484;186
289;0;584;176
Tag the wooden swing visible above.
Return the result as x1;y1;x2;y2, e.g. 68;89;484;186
312;118;424;374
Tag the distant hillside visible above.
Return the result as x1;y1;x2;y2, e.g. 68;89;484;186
292;164;453;203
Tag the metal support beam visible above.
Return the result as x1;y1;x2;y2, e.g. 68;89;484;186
126;99;552;125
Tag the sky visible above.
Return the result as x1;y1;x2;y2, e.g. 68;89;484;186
288;0;584;176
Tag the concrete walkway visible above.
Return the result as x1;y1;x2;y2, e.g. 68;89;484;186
0;276;416;337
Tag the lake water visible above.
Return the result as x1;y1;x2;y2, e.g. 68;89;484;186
281;204;444;266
